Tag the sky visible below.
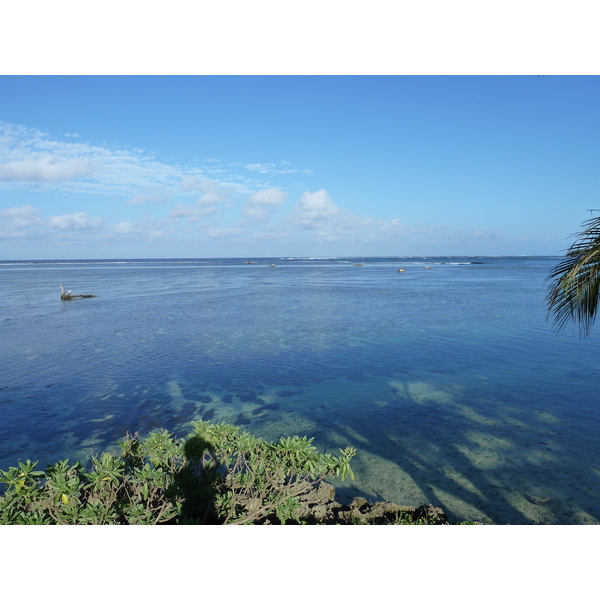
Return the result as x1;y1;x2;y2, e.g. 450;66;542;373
1;75;599;259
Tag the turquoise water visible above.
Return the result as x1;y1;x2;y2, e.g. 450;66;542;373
1;256;600;524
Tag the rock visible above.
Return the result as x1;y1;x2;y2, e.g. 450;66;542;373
350;497;369;511
292;482;448;525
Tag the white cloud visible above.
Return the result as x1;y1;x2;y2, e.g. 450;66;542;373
1;204;108;240
47;213;104;230
244;187;288;220
114;221;134;235
199;190;223;206
245;163;276;173
379;218;418;237
167;202;217;222
194;179;236;216
379;218;405;233
219;182;251;195
146;228;165;240
111;218;166;240
248;187;288;206
180;178;236;212
0;124;308;236
0;156;95;181
0;123;332;250
168;203;200;220
0;123;225;197
180;177;219;194
198;205;218;217
0;204;41;227
244;205;269;220
180;176;199;192
198;179;219;193
294;189;340;229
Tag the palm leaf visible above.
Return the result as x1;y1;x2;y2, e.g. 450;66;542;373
547;216;600;335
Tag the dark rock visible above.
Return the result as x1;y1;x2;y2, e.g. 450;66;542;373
292;483;448;525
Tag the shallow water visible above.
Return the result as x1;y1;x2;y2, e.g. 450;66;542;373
1;256;599;524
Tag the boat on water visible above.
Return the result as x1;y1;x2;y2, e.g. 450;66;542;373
352;263;364;267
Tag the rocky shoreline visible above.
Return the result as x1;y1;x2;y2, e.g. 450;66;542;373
259;482;453;525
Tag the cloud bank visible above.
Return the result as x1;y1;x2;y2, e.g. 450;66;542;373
47;213;104;230
0;121;526;256
0;156;95;181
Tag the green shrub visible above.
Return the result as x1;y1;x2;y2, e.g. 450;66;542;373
0;419;356;525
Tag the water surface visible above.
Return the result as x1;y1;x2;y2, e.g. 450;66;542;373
1;256;599;524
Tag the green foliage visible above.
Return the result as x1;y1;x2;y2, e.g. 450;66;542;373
351;508;445;525
185;420;356;524
547;215;600;335
385;511;435;525
0;419;356;525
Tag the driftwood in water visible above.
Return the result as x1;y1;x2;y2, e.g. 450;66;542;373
60;284;97;301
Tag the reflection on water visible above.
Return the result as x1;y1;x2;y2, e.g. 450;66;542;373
1;257;600;523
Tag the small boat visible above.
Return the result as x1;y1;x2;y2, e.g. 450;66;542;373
352;263;364;267
398;268;405;272
268;264;276;267
424;266;431;269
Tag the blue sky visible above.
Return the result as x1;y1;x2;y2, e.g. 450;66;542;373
1;75;598;259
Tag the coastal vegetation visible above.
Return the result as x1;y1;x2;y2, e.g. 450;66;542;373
0;419;357;525
547;215;600;335
0;419;456;525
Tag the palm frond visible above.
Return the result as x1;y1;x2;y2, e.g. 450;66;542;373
547;216;600;336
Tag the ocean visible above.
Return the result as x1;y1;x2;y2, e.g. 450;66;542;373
1;256;599;524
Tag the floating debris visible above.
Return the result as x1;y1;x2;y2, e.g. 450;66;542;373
59;283;97;301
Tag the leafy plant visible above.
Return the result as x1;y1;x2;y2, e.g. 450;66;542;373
0;419;356;525
547;215;600;335
184;420;356;524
